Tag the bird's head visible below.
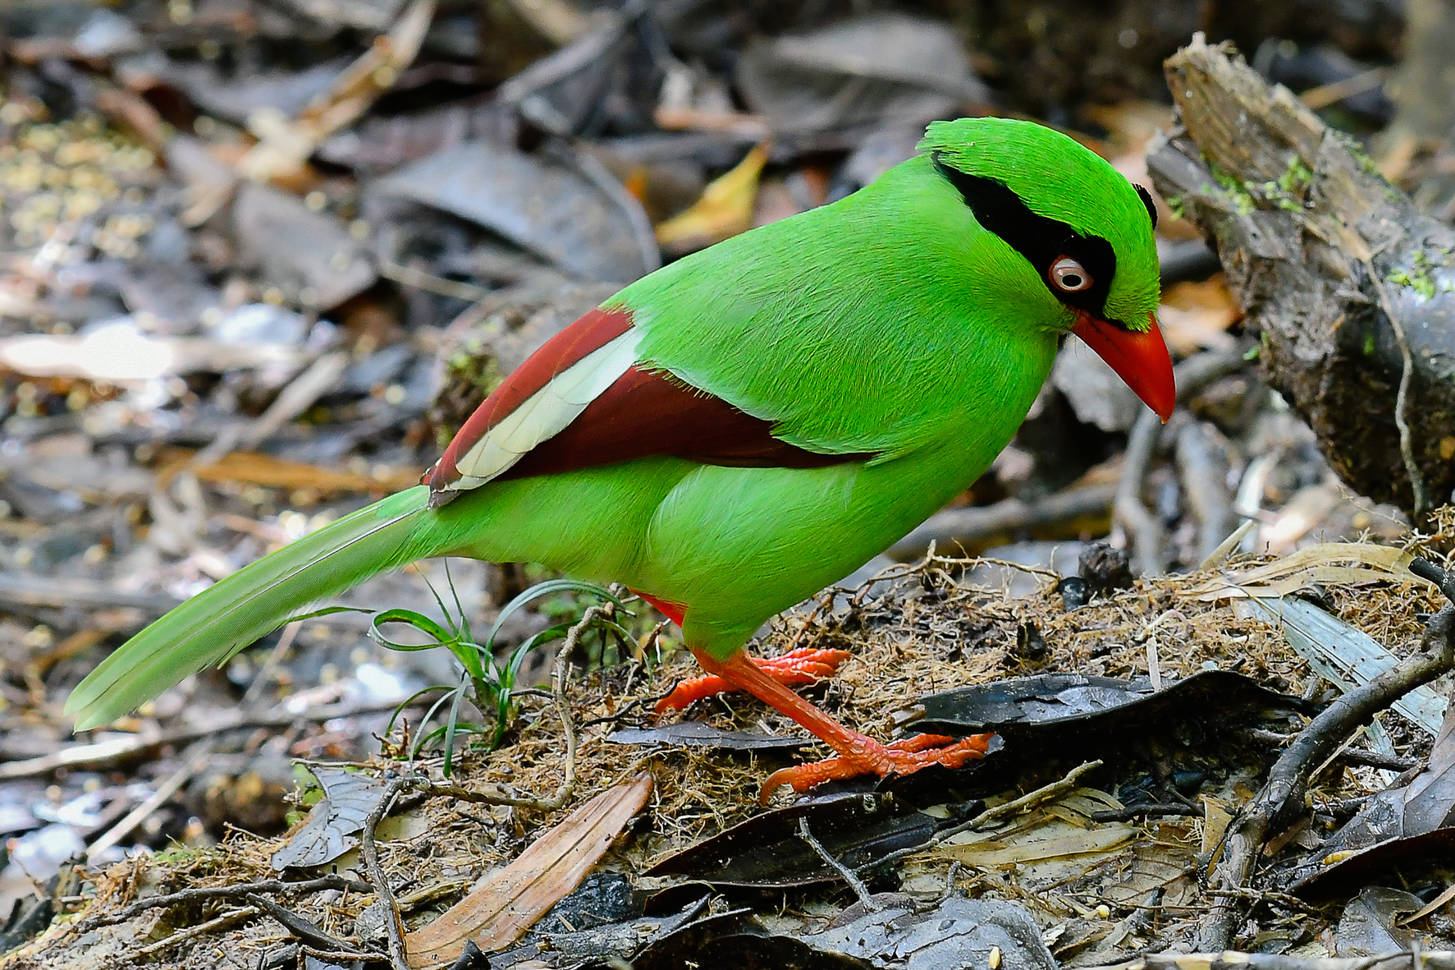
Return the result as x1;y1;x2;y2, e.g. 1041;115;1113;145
920;118;1174;422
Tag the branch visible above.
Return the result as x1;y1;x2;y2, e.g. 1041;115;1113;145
1197;598;1455;950
1147;35;1455;518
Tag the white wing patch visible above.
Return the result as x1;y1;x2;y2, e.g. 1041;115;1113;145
438;327;642;494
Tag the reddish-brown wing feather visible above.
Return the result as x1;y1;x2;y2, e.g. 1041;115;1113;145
426;305;866;500
496;364;856;482
428;306;633;490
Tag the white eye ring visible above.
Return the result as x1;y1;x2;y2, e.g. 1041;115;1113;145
1049;256;1093;293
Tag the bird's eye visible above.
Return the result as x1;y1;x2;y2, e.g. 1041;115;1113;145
1049;256;1093;293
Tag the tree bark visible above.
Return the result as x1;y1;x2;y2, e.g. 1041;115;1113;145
1147;36;1455;518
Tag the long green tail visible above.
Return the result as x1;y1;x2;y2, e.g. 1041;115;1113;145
66;486;432;730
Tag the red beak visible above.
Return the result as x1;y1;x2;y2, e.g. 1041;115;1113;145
1072;311;1176;422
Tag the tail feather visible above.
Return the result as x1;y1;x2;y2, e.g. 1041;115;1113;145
66;486;432;730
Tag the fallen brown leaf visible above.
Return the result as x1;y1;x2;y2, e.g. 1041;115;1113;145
238;0;437;186
654;143;769;251
405;773;653;968
1158;278;1242;355
1179;542;1416;601
154;449;420;495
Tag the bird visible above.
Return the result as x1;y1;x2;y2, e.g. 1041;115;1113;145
66;117;1173;800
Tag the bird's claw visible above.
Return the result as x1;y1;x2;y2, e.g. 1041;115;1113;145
759;732;993;803
654;647;853;713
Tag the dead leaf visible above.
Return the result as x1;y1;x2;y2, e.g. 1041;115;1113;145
1103;831;1200;911
238;0;437;184
1158;279;1242;355
1202;795;1233;863
371;140;655;282
1236;595;1446;734
803;894;1057;969
405;773;653;967
1335;886;1421;956
1402;703;1455;828
654;143;769;251
914;670;1307;744
231;182;376;308
936;788;1138;869
736;14;986;132
154;448;419;494
271;767;394;870
1179;542;1416;601
644;790;934;889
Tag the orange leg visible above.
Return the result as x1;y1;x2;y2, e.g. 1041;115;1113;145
635;589;991;800
685;647;992;803
654;647;853;713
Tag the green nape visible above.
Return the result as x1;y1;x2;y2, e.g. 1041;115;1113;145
920;117;1161;327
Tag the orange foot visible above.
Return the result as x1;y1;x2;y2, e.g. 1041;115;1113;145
654;647;853;714
759;732;993;803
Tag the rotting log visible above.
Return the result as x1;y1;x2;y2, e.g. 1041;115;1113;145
1147;35;1455;519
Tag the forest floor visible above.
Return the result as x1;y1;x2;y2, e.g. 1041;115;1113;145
3;1;1454;968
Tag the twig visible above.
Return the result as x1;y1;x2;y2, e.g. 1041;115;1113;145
306;949;394;965
378;257;496;304
1197;601;1455;950
0;572;179;615
4;698;414;780
1114;406;1168;576
1198;519;1257;570
358;775;411;970
798;817;877;909
535;603;592;810
1174;419;1235;562
1248;728;1418;772
1204;886;1330;916
1115;349;1250;574
566;145;662;277
1085;951;1455;969
239;620;302;709
943;759;1103;835
886;483;1116;561
194;350;351;466
244;893;370;956
1299;66;1389;111
1412;557;1455;603
496;0;648;109
578;696;647;730
133;906;259;958
73;874;371;932
1089;803;1201;822
1159;239;1221;284
1368;267;1428;517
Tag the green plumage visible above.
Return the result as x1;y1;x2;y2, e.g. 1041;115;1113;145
66;118;1162;731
